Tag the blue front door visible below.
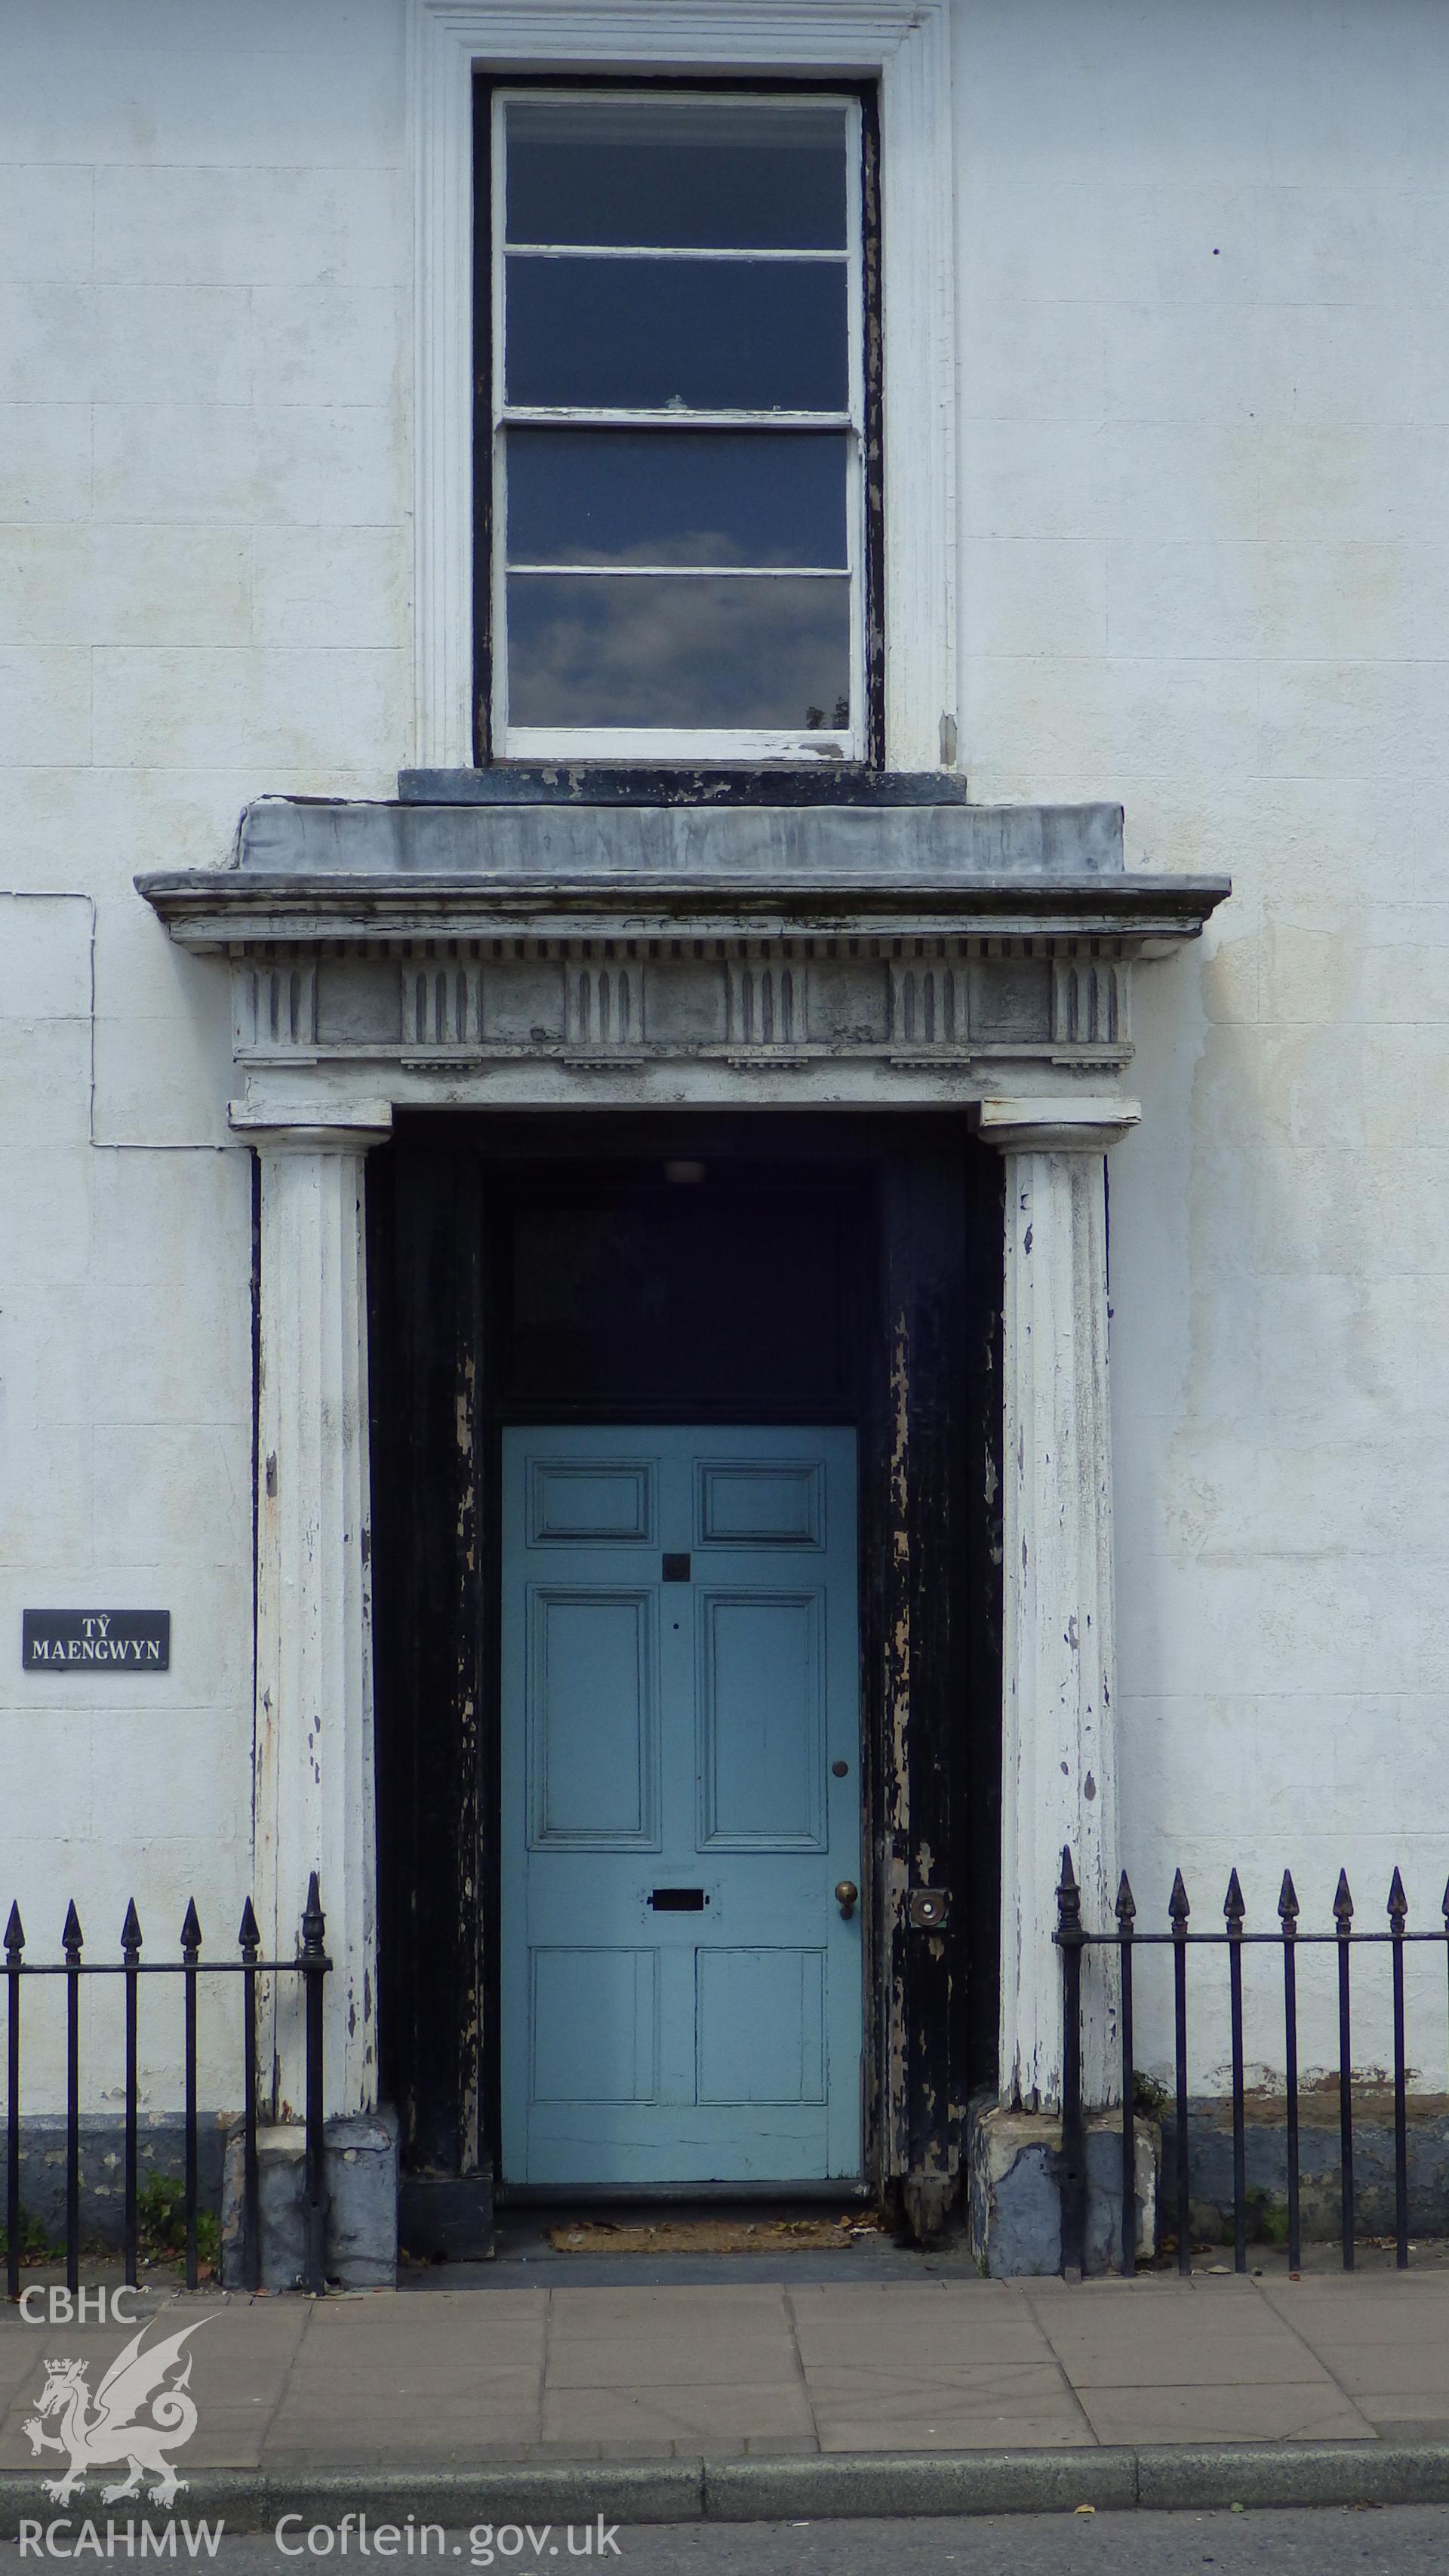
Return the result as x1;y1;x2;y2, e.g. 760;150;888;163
501;1426;862;2185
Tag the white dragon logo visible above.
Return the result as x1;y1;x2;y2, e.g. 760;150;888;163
23;2319;209;2507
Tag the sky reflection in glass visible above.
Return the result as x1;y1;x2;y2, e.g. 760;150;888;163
507;575;852;730
506;429;848;570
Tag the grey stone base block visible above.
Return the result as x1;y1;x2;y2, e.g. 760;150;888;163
327;2109;399;2288
219;2122;306;2292
220;2108;398;2291
1164;2093;1449;2246
968;2100;1159;2275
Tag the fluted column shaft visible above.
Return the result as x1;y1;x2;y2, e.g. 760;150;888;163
245;1118;389;2119
980;1097;1140;2112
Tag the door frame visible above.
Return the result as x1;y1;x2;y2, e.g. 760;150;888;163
368;1110;1003;2242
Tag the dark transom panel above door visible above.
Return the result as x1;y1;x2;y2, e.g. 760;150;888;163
500;1161;860;1411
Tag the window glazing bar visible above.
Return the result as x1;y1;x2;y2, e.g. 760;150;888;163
506;562;846;579
502;727;854;759
496;408;857;430
504;245;849;263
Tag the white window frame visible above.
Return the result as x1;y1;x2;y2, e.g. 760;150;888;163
411;0;955;774
489;85;866;765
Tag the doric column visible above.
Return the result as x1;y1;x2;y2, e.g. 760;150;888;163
977;1096;1140;2112
232;1104;392;2120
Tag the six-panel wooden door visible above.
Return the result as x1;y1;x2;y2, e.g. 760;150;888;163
500;1425;862;2184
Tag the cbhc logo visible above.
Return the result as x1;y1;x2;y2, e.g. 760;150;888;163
18;2288;143;2325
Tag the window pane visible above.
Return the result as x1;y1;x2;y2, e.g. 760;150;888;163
506;574;851;729
506;429;848;569
504;100;849;251
505;257;848;413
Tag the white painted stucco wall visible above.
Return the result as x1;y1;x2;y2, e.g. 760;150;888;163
2;0;1445;2103
955;0;1449;2083
0;0;412;2100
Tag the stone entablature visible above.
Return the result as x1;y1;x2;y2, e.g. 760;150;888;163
138;794;1229;1103
218;933;1129;1076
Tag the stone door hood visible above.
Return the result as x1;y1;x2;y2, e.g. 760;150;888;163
137;788;1229;1113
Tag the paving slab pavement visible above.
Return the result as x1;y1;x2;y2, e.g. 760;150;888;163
5;2267;1449;2520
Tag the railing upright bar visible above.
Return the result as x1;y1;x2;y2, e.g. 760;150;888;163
5;1906;23;2303
1056;1850;1088;2276
180;1900;201;2292
1443;1879;1449;2137
239;1899;261;2294
1226;1870;1247;2273
122;1901;142;2291
1279;1872;1301;2275
63;1901;82;2295
1116;1873;1137;2277
1335;1869;1355;2270
1171;1869;1191;2276
301;1873;328;2297
1389;1870;1409;2270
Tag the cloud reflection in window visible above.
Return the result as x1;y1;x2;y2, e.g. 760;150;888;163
506;575;851;731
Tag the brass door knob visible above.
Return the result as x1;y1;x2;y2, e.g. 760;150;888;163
835;1880;859;1918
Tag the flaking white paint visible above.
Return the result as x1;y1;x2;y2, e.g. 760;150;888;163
248;1122;388;2119
982;1100;1137;2109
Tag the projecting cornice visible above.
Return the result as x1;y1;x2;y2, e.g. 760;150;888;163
140;794;1228;952
142;866;1226;953
137;792;1229;1110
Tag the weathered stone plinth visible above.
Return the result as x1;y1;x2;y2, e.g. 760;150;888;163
968;2099;1158;2276
220;2107;398;2291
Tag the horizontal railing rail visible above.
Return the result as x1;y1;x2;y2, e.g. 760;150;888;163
2;1873;330;2297
1057;1845;1447;2282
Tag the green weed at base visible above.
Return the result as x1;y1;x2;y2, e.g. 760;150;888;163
136;2176;220;2278
0;2206;66;2266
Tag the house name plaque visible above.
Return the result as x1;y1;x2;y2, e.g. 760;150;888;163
23;1611;171;1673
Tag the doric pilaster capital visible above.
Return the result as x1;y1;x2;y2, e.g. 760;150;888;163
974;1095;1141;1156
229;1099;394;1155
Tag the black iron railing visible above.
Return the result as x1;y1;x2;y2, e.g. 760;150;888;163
2;1872;330;2296
1057;1845;1449;2280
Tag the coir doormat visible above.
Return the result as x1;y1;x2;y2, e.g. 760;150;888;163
548;2211;888;2254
